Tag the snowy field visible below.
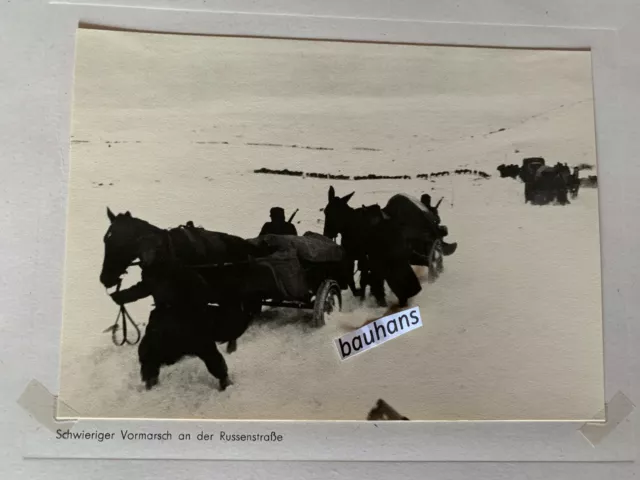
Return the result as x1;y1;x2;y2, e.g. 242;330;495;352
58;30;603;421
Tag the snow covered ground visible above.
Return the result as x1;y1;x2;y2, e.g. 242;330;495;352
57;30;603;421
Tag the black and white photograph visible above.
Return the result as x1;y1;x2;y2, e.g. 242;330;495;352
58;28;604;421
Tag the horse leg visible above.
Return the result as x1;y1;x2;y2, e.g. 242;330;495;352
359;269;369;300
346;257;369;299
369;270;387;307
396;296;409;308
357;257;371;300
219;303;252;354
346;258;360;297
201;301;250;355
558;186;569;205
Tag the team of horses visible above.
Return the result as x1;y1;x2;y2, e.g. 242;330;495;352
99;187;454;391
498;159;582;205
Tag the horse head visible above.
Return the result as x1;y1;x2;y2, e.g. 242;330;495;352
99;207;161;288
323;186;355;240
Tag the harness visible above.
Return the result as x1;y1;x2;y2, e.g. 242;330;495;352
180;225;205;255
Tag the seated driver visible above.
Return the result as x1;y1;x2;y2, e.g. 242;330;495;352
259;207;298;236
420;194;457;256
420;194;441;224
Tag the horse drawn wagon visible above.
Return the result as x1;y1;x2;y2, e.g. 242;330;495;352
193;231;351;328
380;194;456;282
101;212;351;348
101;210;350;390
323;187;457;308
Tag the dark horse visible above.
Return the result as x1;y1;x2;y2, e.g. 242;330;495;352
323;187;455;308
100;208;263;390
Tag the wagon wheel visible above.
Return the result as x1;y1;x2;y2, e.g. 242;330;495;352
427;239;444;283
312;279;342;328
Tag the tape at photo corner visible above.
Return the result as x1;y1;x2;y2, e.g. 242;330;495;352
17;379;78;433
579;391;635;447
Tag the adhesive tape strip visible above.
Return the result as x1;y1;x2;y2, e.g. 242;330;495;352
17;379;634;442
17;380;78;433
579;391;634;447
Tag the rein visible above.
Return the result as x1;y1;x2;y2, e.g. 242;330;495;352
104;280;142;347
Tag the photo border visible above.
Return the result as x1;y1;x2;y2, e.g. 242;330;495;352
19;2;632;462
